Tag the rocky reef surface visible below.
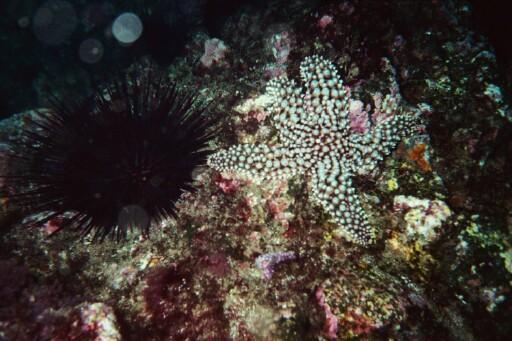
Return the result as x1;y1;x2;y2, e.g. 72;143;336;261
0;0;510;340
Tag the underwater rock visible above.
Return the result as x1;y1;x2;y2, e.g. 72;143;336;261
200;37;228;68
79;303;121;341
394;195;452;246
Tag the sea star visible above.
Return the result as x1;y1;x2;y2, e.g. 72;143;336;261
208;55;420;245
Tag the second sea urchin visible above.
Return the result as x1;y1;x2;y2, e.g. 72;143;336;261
1;64;218;240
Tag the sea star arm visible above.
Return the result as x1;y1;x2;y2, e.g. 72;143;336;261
207;144;304;181
299;55;352;123
266;77;305;129
310;155;375;245
351;111;419;175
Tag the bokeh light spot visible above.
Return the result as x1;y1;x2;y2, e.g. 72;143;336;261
79;38;104;64
32;0;77;45
112;12;143;44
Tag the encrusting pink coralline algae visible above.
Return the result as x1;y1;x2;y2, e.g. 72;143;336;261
255;251;296;279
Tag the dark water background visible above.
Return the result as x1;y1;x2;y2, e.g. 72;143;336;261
1;0;510;116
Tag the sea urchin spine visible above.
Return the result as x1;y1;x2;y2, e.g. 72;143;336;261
0;64;218;241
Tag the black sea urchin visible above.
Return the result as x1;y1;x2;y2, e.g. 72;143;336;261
1;65;218;240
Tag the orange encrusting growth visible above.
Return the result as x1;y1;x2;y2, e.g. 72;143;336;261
407;143;432;172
